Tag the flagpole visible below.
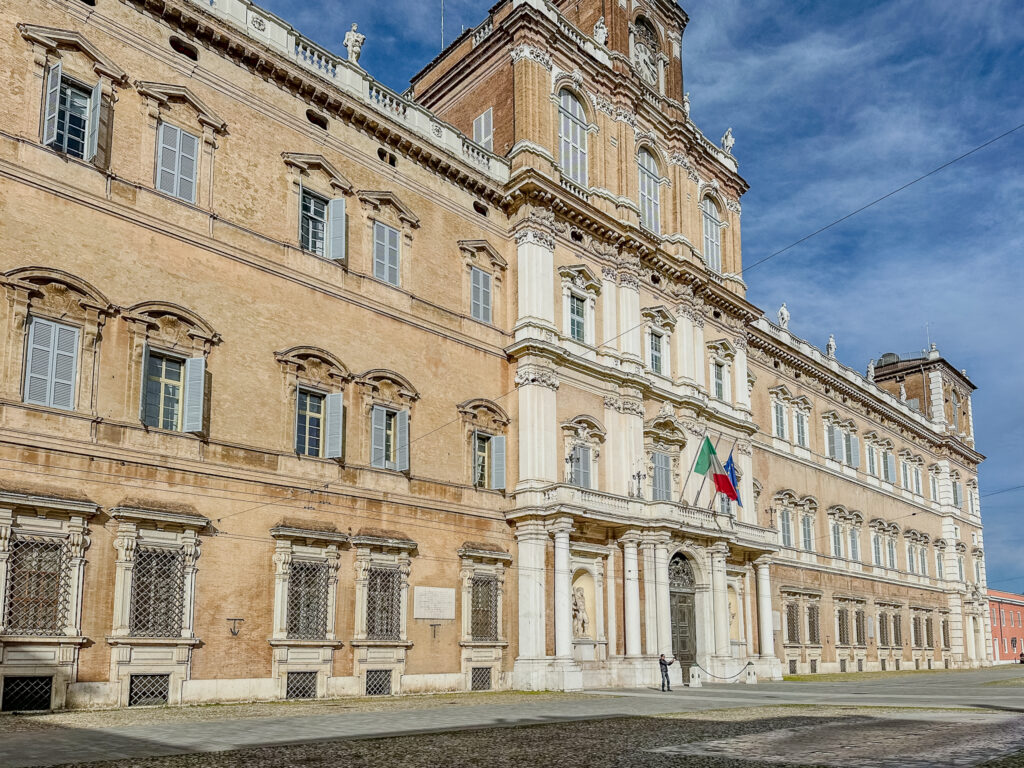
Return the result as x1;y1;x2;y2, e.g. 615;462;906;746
722;435;740;516
694;431;723;511
677;426;708;504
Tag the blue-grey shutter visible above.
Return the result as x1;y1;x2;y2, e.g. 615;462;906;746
138;344;151;421
85;79;101;161
182;356;206;433
50;323;79;410
43;62;62;146
157;122;179;195
177;129;198;203
323;392;344;459
490;435;506;490
396;409;410;472
371;406;386;467
24;317;54;406
373;224;386;280
849;435;860;468
578;445;591;489
480;270;492;323
826;424;837;459
886;453;897;483
471;267;482;320
387;226;400;285
327;198;346;260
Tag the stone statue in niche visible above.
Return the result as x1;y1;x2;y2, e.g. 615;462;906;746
593;16;608;46
344;23;365;65
826;334;836;358
572;587;590;638
721;127;735;154
777;302;789;329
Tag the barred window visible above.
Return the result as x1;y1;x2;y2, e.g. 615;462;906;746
365;566;401;641
129;547;186;637
807;603;820;645
941;618;950;649
784;602;800;644
471;575;499;641
837;607;850;646
855;609;866;646
286;560;330;640
926;616;935;648
912;615;923;648
879;612;890;646
893;614;903;646
3;536;70;636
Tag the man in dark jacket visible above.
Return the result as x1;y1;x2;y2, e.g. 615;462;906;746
659;654;675;691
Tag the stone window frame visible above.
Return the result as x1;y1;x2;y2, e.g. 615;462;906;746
458;544;511;646
459;240;507;327
136;82;228;210
0;268;115;416
779;586;821;648
273;346;351;460
826;507;863;564
821;411;859;468
561;414;606;490
18;24;129;170
282;153;354;262
354;369;420;475
456;398;511;492
643;411;687;501
552;83;596;192
706;339;735;402
790;396;812;449
773;490;799;549
834;596;866;649
356;191;420;289
768;385;793;441
641;306;675;379
797;495;818;553
558;264;601;347
350;532;416;647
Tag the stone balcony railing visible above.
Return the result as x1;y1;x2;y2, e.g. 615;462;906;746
187;0;509;184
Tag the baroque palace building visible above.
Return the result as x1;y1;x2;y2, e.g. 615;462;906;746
0;0;990;709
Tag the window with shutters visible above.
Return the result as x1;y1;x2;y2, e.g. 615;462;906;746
930;472;940;501
974;558;982;584
300;190;328;256
887;537;897;569
837;607;850;646
365;566;401;641
50;78;91;159
638;148;661;234
866;445;877;477
569;293;586;343
848;528;860;562
471;575;499;641
807;603;821;645
785;602;800;644
558;90;588;187
142;351;184;430
473;108;493;152
713;362;725;400
651;451;672;501
701;197;723;273
919;547;928;576
936;552;944;579
23;316;79;411
952;479;963;509
881;449;895;482
470;267;492;323
831;522;843;558
801;515;814;552
373;222;401;286
872;533;883;566
906;543;916;574
957;555;965;581
649;331;663;375
295;389;325;457
794;410;809;448
569;443;592;489
779;508;793;548
473;432;506;491
914;466;923;496
371;405;408;471
772;401;787;439
155;122;199;203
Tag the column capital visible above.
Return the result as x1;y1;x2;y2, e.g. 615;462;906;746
753;555;773;570
617;528;643;547
514;518;549;542
642;530;672;548
709;541;731;559
547;516;574;537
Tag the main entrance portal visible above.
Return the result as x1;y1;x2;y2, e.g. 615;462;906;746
669;554;696;679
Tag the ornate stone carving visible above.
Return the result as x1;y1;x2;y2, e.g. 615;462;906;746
669;554;695;590
619;399;645;417
593;16;608;46
572;587;590;637
725;197;742;214
343;23;365;65
777;303;790;329
515;228;555;250
510;44;552;70
615;107;638;131
721;127;735;154
515;365;559;391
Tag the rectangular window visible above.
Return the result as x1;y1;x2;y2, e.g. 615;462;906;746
942;619;950;648
893;614;902;646
855;610;866;645
142;352;184;431
651;451;672;501
953;481;963;508
926;616;935;648
295;389;325;457
129;546;185;638
470;574;499;641
914;467;923;496
901;461;911;488
286;559;330;640
887;538;897;569
879;613;890;646
957;556;965;581
785;602;800;644
52;79;91;159
569;444;592;489
371;406;408;471
831;522;843;558
470;267;492;323
773;402;786;439
849;528;859;562
867;446;877;477
919;548;928;576
801;515;813;552
795;411;808;447
373;222;401;286
872;533;883;566
780;509;793;548
713;363;725;400
844;432;855;466
473;108;493;152
569;294;586;343
975;559;981;583
155;122;199;203
912;615;923;648
837;608;850;646
936;552;944;579
23;316;79;411
300;190;328;256
650;332;663;375
807;603;820;644
472;432;506;490
2;535;70;636
907;543;916;573
365;566;401;641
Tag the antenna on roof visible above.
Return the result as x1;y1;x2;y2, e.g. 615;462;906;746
925;321;931;349
441;0;444;48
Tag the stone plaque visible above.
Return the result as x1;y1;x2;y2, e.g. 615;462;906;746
413;587;456;620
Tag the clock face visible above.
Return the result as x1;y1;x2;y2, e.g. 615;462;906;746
633;32;659;86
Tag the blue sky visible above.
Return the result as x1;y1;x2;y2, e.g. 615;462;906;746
258;0;1023;586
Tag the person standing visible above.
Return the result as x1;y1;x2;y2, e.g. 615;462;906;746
659;653;675;691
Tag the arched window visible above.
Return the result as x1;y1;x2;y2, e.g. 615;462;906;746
558;90;588;187
701;197;722;272
638;148;660;234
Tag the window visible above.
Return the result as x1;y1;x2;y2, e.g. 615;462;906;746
569;444;592;489
371;406;409;471
142;352;184;430
23;316;79;410
906;543;916;573
569;294;586;343
872;533;883;566
780;509;793;548
42;63;101;162
913;467;923;496
844;432;857;468
2;535;71;635
901;461;911;489
473;108;493;152
837;607;850;645
373;222;401;286
300;190;328;256
285;559;330;640
887;538;897;569
785;602;800;643
942;618;950;648
879;613;891;646
473;432;506;490
365;566;401;641
156;122;199;203
831;522;843;558
713;362;725;400
295;390;325;457
912;615;923;648
975;559;982;583
651;451;672;501
470;267;492;323
638;148;660;233
773;401;787;439
957;555;965;582
930;473;940;501
701;197;722;272
926;616;935;648
848;528;860;562
649;332;664;375
952;480;963;509
470;575;499;641
892;614;902;646
867;446;877;477
807;603;821;644
558;90;588;186
936;552;944;579
794;411;808;448
855;610;866;645
919;547;928;576
801;515;813;552
881;450;896;483
129;546;186;637
951;391;960;430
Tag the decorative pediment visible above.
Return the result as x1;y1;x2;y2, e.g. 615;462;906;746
135;82;227;133
641;305;676;330
357;191;420;228
644;413;687;447
18;24;128;83
561;414;606;441
822;410;855;429
799;494;818;511
558;264;601;294
706;338;735;360
457;398;511;428
281;153;353;194
768;385;793;401
790;395;812;411
356;369;419;402
3;267;113;319
274;346;351;386
126;301;220;351
458;240;507;272
773;489;799;507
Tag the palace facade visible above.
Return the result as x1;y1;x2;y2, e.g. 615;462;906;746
0;0;989;710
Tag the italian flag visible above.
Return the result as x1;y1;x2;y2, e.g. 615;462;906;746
694;437;738;501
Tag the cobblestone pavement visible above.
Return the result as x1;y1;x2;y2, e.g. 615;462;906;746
1;666;1022;768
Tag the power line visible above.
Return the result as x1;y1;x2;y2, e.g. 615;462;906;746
982;484;1024;499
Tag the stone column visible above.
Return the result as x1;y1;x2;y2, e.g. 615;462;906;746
600;266;618;357
755;556;775;658
733;335;750;410
617;267;642;361
515;226;556;334
515;364;559;486
743;569;756;659
605;547;618;656
710;543;731;657
641;538;658;654
621;533;642;657
515;520;549;660
653;535;672;656
675;307;694;381
551;518;574;660
692;312;706;389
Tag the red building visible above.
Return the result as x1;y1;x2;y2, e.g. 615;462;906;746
989;589;1024;663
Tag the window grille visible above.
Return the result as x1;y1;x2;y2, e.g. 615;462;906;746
809;659;817;673
365;668;392;696
912;615;923;648
286;560;330;640
785;603;800;644
942;619;950;649
129;547;186;638
286;671;318;699
837;608;850;646
855;610;866;646
128;674;170;707
1;676;52;711
881;658;887;671
471;666;492;691
300;190;328;256
915;658;920;670
366;566;401;641
926;616;935;648
857;658;863;672
807;604;820;645
944;658;949;669
788;659;797;675
839;658;847;673
893;615;903;647
879;613;890;646
471;575;499;641
3;535;71;636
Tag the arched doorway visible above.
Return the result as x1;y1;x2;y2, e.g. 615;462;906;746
669;553;696;678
